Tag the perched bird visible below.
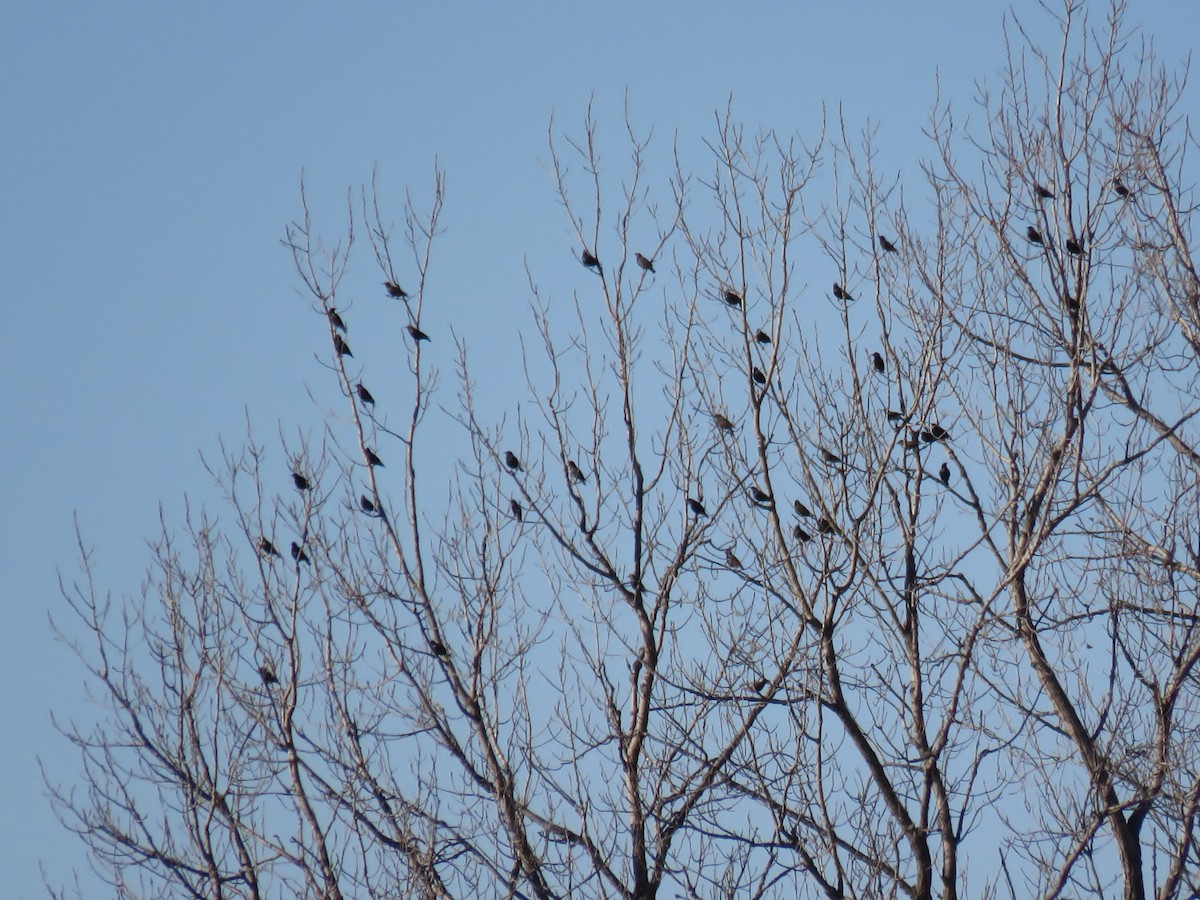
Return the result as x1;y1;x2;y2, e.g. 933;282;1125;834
257;537;280;558
872;352;885;374
581;248;602;273
1113;178;1130;198
723;289;743;308
291;541;310;564
504;450;522;471
817;517;836;535
333;334;353;357
879;235;898;253
794;500;812;517
820;447;842;465
567;461;587;484
750;677;769;693
407;324;431;342
365;448;384;468
754;329;772;345
292;471;311;492
793;524;812;543
725;547;743;570
833;283;854;301
1026;226;1044;245
430;640;448;657
360;494;376;515
510;498;522;522
713;412;735;431
384;281;409;299
687;498;707;517
356;382;375;407
750;486;773;505
1035;183;1055;200
886;410;907;425
920;431;937;444
938;462;951;486
327;307;347;333
635;252;656;274
1065;238;1083;256
258;664;278;686
928;423;950;441
752;367;767;386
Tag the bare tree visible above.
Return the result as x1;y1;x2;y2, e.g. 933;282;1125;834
50;3;1200;897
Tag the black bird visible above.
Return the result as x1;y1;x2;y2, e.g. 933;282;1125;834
567;461;586;484
510;498;523;522
1065;238;1083;256
582;248;602;273
430;640;448;657
886;410;907;425
407;324;431;342
750;677;769;693
384;281;409;299
333;334;353;357
820;447;842;465
754;329;771;345
938;462;951;486
635;252;656;274
794;500;812;517
872;352;885;374
258;664;278;686
1113;178;1130;198
365;448;384;468
687;498;707;517
920;431;937;443
750;486;773;505
1026;226;1044;245
291;541;310;564
725;547;743;570
292;471;311;492
817;517;836;535
356;382;375;407
713;412;735;431
928;423;950;441
723;289;743;308
833;283;855;301
879;235;898;253
752;366;767;386
257;537;280;558
1035;183;1055;200
360;494;376;515
793;524;812;543
327;307;347;333
504;450;522;471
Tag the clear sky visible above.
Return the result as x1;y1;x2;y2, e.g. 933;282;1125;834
3;2;1197;895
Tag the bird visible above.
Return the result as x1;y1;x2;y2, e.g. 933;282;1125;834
687;498;707;517
504;450;522;471
794;500;812;517
938;462;951;486
510;498;522;522
384;281;409;299
582;248;602;272
1035;183;1055;200
750;486;773;505
365;448;384;468
1065;238;1083;256
430;640;448;657
257;537;280;558
754;329;772;345
817;517;836;535
713;412;735;431
920;431;937;443
928;423;950;441
327;307;347;333
407;324;430;342
750;677;768;693
872;352;885;374
291;541;310;564
879;235;898;253
567;461;587;483
356;382;375;407
360;494;376;515
793;524;812;543
723;289;743;308
1026;226;1044;245
752;367;767;386
725;547;743;569
292;471;311;492
333;334;353;357
832;283;854;301
1113;178;1130;198
886;410;908;425
635;253;656;273
820;447;842;465
258;664;278;686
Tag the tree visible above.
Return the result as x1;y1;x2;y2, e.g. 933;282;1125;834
50;3;1200;897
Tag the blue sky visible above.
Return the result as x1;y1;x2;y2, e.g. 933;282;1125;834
3;2;1197;895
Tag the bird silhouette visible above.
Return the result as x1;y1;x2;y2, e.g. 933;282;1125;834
1026;226;1044;245
723;289;743;308
872;352;885;373
430;640;448;657
582;248;602;273
567;461;587;483
291;541;310;564
635;253;656;274
360;495;376;515
328;308;347;333
1065;238;1083;256
687;498;707;517
750;677;768;693
879;235;898;253
713;412;735;431
750;486;773;505
333;334;353;357
292;471;311;492
384;281;409;299
833;283;855;301
510;498;522;522
1113;178;1130;198
258;537;280;558
820;448;842;465
1035;183;1055;200
793;525;812;543
920;431;937;444
365;448;384;468
258;664;278;686
356;383;375;407
407;324;431;342
754;329;772;345
504;450;522;471
794;500;812;517
928;423;949;441
752;367;767;386
938;462;951;486
817;517;836;535
886;410;908;425
725;547;743;569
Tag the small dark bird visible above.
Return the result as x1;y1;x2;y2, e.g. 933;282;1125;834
360;494;376;515
327;307;347;333
504;450;522;471
257;537;280;558
817;517;836;535
384;281;409;299
407;324;431;342
1065;238;1083;256
333;334;353;357
510;498;522;522
1026;226;1044;245
920;431;937;443
725;547;743;570
754;329;772;345
713;412;735;431
258;664;278;686
365;448;384;468
793;524;812;543
872;352;885;374
886;410;907;425
687;498;707;517
820;447;842;465
430;640;448;657
879;235;898;253
928;423;950;441
635;252;656;274
567;461;586;484
832;282;848;301
794;500;812;517
750;677;768;693
1035;183;1055;200
291;541;310;564
1113;178;1130;198
356;382;375;407
904;432;922;450
292;471;311;492
723;289;743;308
750;486;773;505
938;462;951;486
752;367;767;386
582;248;602;272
